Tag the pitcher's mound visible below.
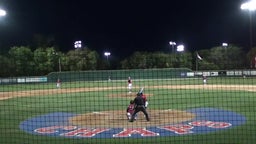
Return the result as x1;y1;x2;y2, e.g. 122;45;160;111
69;109;195;128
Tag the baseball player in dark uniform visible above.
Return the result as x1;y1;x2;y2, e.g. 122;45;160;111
130;92;150;122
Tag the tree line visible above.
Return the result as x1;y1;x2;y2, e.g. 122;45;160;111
0;44;255;77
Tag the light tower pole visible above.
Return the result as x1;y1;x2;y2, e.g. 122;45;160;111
104;52;111;65
241;0;256;49
169;41;176;53
241;0;256;68
104;52;111;81
177;44;185;68
52;52;61;72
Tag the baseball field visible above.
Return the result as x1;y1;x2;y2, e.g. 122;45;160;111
0;77;256;144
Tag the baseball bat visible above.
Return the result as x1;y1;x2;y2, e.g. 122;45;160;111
138;87;144;94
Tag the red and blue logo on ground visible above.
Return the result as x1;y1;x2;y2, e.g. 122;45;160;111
20;108;246;138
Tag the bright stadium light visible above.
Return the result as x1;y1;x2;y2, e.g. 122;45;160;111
104;52;111;57
177;44;185;52
74;41;82;49
222;43;228;47
0;9;6;17
241;0;256;11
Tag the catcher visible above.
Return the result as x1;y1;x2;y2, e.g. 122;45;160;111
126;100;136;120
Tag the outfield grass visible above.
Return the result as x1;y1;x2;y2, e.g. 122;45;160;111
0;77;256;144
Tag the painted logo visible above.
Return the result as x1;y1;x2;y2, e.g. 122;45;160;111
20;108;246;138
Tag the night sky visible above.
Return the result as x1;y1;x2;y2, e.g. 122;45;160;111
0;0;254;58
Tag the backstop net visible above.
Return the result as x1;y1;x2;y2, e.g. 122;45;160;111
0;68;255;144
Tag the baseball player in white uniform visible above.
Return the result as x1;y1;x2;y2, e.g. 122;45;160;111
56;78;61;88
127;77;132;93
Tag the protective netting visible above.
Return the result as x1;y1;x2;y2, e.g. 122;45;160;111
0;70;255;144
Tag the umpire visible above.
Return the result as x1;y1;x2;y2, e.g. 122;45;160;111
130;92;150;122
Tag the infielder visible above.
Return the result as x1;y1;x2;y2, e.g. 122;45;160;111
202;75;207;85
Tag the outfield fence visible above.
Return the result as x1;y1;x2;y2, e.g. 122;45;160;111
2;68;256;84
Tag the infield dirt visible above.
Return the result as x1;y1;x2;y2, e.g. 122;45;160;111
69;109;195;128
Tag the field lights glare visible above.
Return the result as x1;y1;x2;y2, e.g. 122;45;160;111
0;9;6;16
241;0;256;11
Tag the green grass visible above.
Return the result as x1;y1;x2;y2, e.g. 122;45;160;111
0;77;256;143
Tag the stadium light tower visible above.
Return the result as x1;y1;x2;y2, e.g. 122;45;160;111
104;52;111;80
0;9;6;17
104;52;111;62
222;43;228;52
169;41;176;53
176;44;185;68
241;0;256;50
